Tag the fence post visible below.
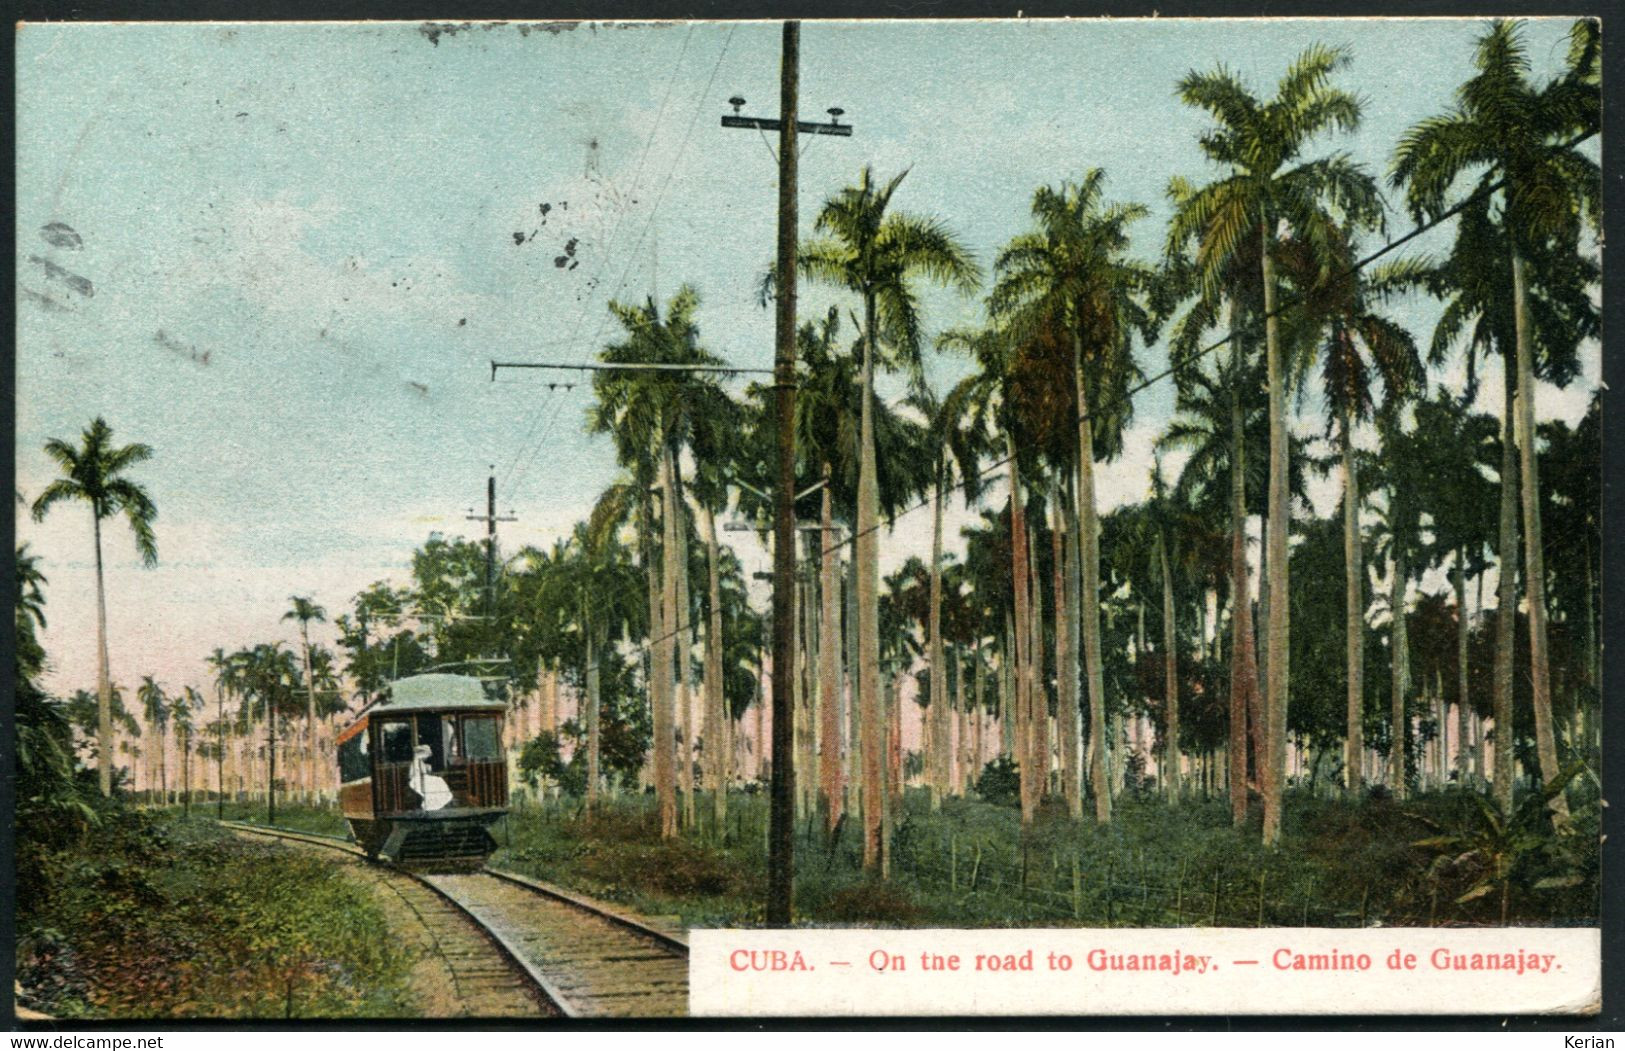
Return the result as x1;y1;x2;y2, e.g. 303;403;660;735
1175;858;1187;925
1256;870;1267;927
1071;853;1082;920
1211;868;1221;927
950;834;958;890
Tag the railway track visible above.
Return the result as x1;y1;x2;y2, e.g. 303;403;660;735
220;821;689;1018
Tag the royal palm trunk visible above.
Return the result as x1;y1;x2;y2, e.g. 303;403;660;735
1389;540;1410;798
1055;496;1081;818
972;643;985;790
94;514;113;796
819;470;842;833
1159;529;1180;801
703;503;728;829
928;472;948;809
1511;249;1566;819
1000;623;1014;761
677;504;696;830
797;540;817;820
1028;519;1048;807
585;623;601;810
1454;556;1470;783
655;447;679;838
1226;314;1259;827
1261;223;1290;847
1073;332;1110;825
952;645;966;794
1493;379;1518;811
846;551;861;821
302;626;317;805
1343;410;1364;792
857;297;885;870
1008;439;1034;826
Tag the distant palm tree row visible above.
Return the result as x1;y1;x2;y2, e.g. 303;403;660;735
30;21;1598;867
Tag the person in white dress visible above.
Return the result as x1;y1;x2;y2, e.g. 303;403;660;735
408;743;454;810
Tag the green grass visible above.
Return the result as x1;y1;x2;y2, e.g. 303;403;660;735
488;785;1600;930
148;783;1598;932
192;799;352;838
16;812;416;1019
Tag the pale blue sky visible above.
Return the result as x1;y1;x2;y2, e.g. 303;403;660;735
15;18;1599;696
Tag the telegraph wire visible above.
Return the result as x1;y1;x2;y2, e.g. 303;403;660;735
505;26;739;505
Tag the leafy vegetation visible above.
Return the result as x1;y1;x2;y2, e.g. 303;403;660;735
488;787;1598;930
16;815;415;1019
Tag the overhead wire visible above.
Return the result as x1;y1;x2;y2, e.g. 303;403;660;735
506;25;739;505
498;24;698;494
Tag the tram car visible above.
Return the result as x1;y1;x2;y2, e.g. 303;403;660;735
337;673;509;868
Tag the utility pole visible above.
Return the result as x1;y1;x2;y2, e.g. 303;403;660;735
767;19;800;930
466;469;518;620
720;21;851;928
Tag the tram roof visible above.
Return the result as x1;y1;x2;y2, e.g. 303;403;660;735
368;673;506;714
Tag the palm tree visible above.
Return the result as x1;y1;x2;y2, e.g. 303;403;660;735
1310;242;1426;792
206;647;237;807
739;317;934;834
1391;18;1599;817
1538;394;1600;753
15;544;48;683
1410;393;1499;788
1410;192;1593;810
939;326;1060;826
1171;44;1382;844
990;170;1157;823
239;642;301;820
681;361;744;833
801;313;855;833
543;522;644;811
31;417;158;795
906;380;993;811
1367;411;1430;796
172;687;202;815
590;285;730;837
283;595;327;803
1147;458;1197;800
306;645;345;800
137;675;168;802
800;166;980;869
1157;352;1269;820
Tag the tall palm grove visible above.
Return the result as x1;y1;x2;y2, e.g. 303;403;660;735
28;21;1600;901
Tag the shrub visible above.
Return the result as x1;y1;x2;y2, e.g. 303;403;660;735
821;880;923;925
973;757;1020;808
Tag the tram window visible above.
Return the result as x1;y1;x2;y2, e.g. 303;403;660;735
416;713;447;770
380;721;414;763
339;734;369;782
462;716;502;760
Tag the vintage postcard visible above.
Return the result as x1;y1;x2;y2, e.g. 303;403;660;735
11;14;1605;1025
